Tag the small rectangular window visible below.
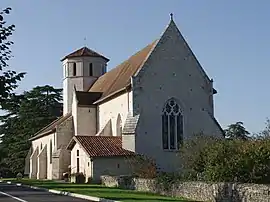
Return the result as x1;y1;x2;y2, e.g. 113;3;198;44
73;63;76;76
76;158;79;173
50;140;52;164
89;63;93;76
77;150;79;156
54;134;56;146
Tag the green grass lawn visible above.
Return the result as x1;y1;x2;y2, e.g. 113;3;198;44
1;178;198;202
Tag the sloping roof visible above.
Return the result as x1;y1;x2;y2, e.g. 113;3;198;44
89;40;158;101
67;136;136;157
61;46;109;62
206;111;225;137
122;113;140;135
75;91;102;106
29;113;72;141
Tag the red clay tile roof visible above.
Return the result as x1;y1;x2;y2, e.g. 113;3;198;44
89;40;158;101
68;136;136;157
61;46;109;62
29;113;72;141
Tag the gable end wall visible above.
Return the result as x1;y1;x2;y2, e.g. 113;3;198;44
132;21;223;172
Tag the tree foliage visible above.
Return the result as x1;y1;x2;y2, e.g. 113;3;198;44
0;85;62;176
180;133;270;184
224;121;250;140
0;7;25;106
254;118;270;140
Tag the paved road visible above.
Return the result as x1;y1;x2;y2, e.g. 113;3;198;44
0;182;91;202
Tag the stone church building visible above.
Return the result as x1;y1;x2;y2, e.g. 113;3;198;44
25;16;224;182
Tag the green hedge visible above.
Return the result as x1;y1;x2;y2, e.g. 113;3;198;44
179;135;270;184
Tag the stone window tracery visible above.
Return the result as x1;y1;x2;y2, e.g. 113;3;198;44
162;98;183;150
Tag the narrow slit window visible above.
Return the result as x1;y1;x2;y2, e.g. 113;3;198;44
73;63;76;76
89;63;93;76
50;139;52;163
76;158;79;173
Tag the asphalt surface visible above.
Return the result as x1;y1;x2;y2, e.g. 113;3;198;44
0;182;92;202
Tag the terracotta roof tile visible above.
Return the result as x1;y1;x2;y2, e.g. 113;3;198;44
75;91;102;106
29;113;72;141
89;40;158;100
61;46;109;62
73;136;135;157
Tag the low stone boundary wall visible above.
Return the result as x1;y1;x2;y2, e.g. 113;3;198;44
101;175;270;202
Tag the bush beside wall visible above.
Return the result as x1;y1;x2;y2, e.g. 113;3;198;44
101;175;270;202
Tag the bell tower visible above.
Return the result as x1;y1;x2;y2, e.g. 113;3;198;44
61;47;109;115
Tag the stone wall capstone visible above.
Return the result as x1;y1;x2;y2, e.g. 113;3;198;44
100;175;270;202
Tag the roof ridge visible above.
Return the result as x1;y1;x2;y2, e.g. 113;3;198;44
33;113;71;135
76;135;121;138
61;46;109;62
89;40;158;101
30;113;72;141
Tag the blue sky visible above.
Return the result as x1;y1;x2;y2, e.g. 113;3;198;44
1;0;270;134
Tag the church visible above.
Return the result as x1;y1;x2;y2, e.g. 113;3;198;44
25;15;224;182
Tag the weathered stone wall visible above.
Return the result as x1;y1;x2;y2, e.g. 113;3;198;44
100;175;270;202
132;19;223;173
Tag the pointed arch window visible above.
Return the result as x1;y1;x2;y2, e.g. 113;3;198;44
162;98;183;150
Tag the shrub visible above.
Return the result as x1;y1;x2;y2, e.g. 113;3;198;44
126;155;157;179
155;172;181;191
87;177;92;184
16;172;23;180
70;172;85;184
179;133;220;178
180;135;270;184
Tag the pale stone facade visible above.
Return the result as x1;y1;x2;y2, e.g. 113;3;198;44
26;16;224;181
30;133;55;179
98;92;132;137
70;143;92;181
70;140;133;183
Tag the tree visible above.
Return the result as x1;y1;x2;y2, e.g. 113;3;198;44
254;118;270;140
0;7;25;107
0;85;62;175
224;121;250;140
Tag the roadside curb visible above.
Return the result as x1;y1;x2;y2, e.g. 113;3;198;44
3;181;121;202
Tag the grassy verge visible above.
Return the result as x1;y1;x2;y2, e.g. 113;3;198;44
2;178;197;202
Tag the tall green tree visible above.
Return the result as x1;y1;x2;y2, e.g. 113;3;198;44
0;7;25;106
0;85;62;175
224;121;250;140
